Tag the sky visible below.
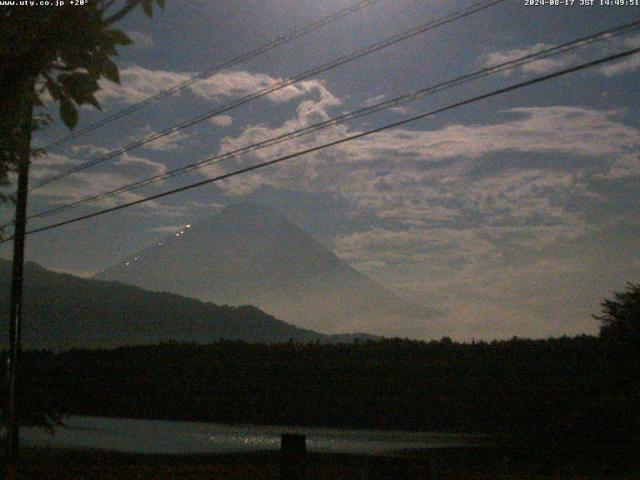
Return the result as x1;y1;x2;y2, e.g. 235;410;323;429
1;0;639;340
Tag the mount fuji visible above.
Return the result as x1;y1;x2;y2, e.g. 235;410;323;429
96;204;438;337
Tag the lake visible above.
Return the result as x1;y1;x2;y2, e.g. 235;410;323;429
22;416;489;455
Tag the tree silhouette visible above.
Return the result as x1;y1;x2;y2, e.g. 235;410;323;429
594;282;640;343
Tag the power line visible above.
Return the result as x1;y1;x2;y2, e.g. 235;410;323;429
3;47;635;243
21;20;640;223
39;0;384;151
26;0;508;194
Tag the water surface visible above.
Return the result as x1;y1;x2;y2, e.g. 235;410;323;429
22;416;489;455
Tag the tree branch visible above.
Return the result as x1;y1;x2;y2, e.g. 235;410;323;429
105;0;139;26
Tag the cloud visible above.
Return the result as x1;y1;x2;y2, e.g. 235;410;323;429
134;126;190;152
188;70;276;100
126;31;154;50
97;66;335;107
334;222;587;271
29;148;168;212
196;78;343;194
364;94;387;107
599;152;640;179
206;105;639;226
484;35;640;78
332;222;634;340
143;200;225;220
484;43;573;75
334;227;496;267
600;35;640;76
601;54;640;76
327;219;611;340
96;66;190;105
209;115;233;127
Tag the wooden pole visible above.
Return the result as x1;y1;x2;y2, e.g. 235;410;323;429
5;88;33;480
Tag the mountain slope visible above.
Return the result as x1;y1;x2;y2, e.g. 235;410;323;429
96;203;438;336
0;259;366;350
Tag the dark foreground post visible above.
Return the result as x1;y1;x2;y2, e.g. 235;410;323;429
280;433;306;480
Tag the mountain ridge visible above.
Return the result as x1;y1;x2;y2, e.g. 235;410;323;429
0;258;377;350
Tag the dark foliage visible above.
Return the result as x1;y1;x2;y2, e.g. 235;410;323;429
595;282;640;344
0;351;63;433
2;335;638;471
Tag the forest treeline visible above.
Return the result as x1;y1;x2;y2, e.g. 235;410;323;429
4;334;639;467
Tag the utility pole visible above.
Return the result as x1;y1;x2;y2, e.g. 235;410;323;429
5;89;33;480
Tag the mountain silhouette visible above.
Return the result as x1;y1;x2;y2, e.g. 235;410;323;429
0;259;374;350
95;203;438;337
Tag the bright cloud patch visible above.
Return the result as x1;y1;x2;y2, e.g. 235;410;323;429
29;148;167;211
209;115;233;127
96;66;334;106
600;35;640;76
484;34;640;77
135;126;190;152
484;43;573;75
